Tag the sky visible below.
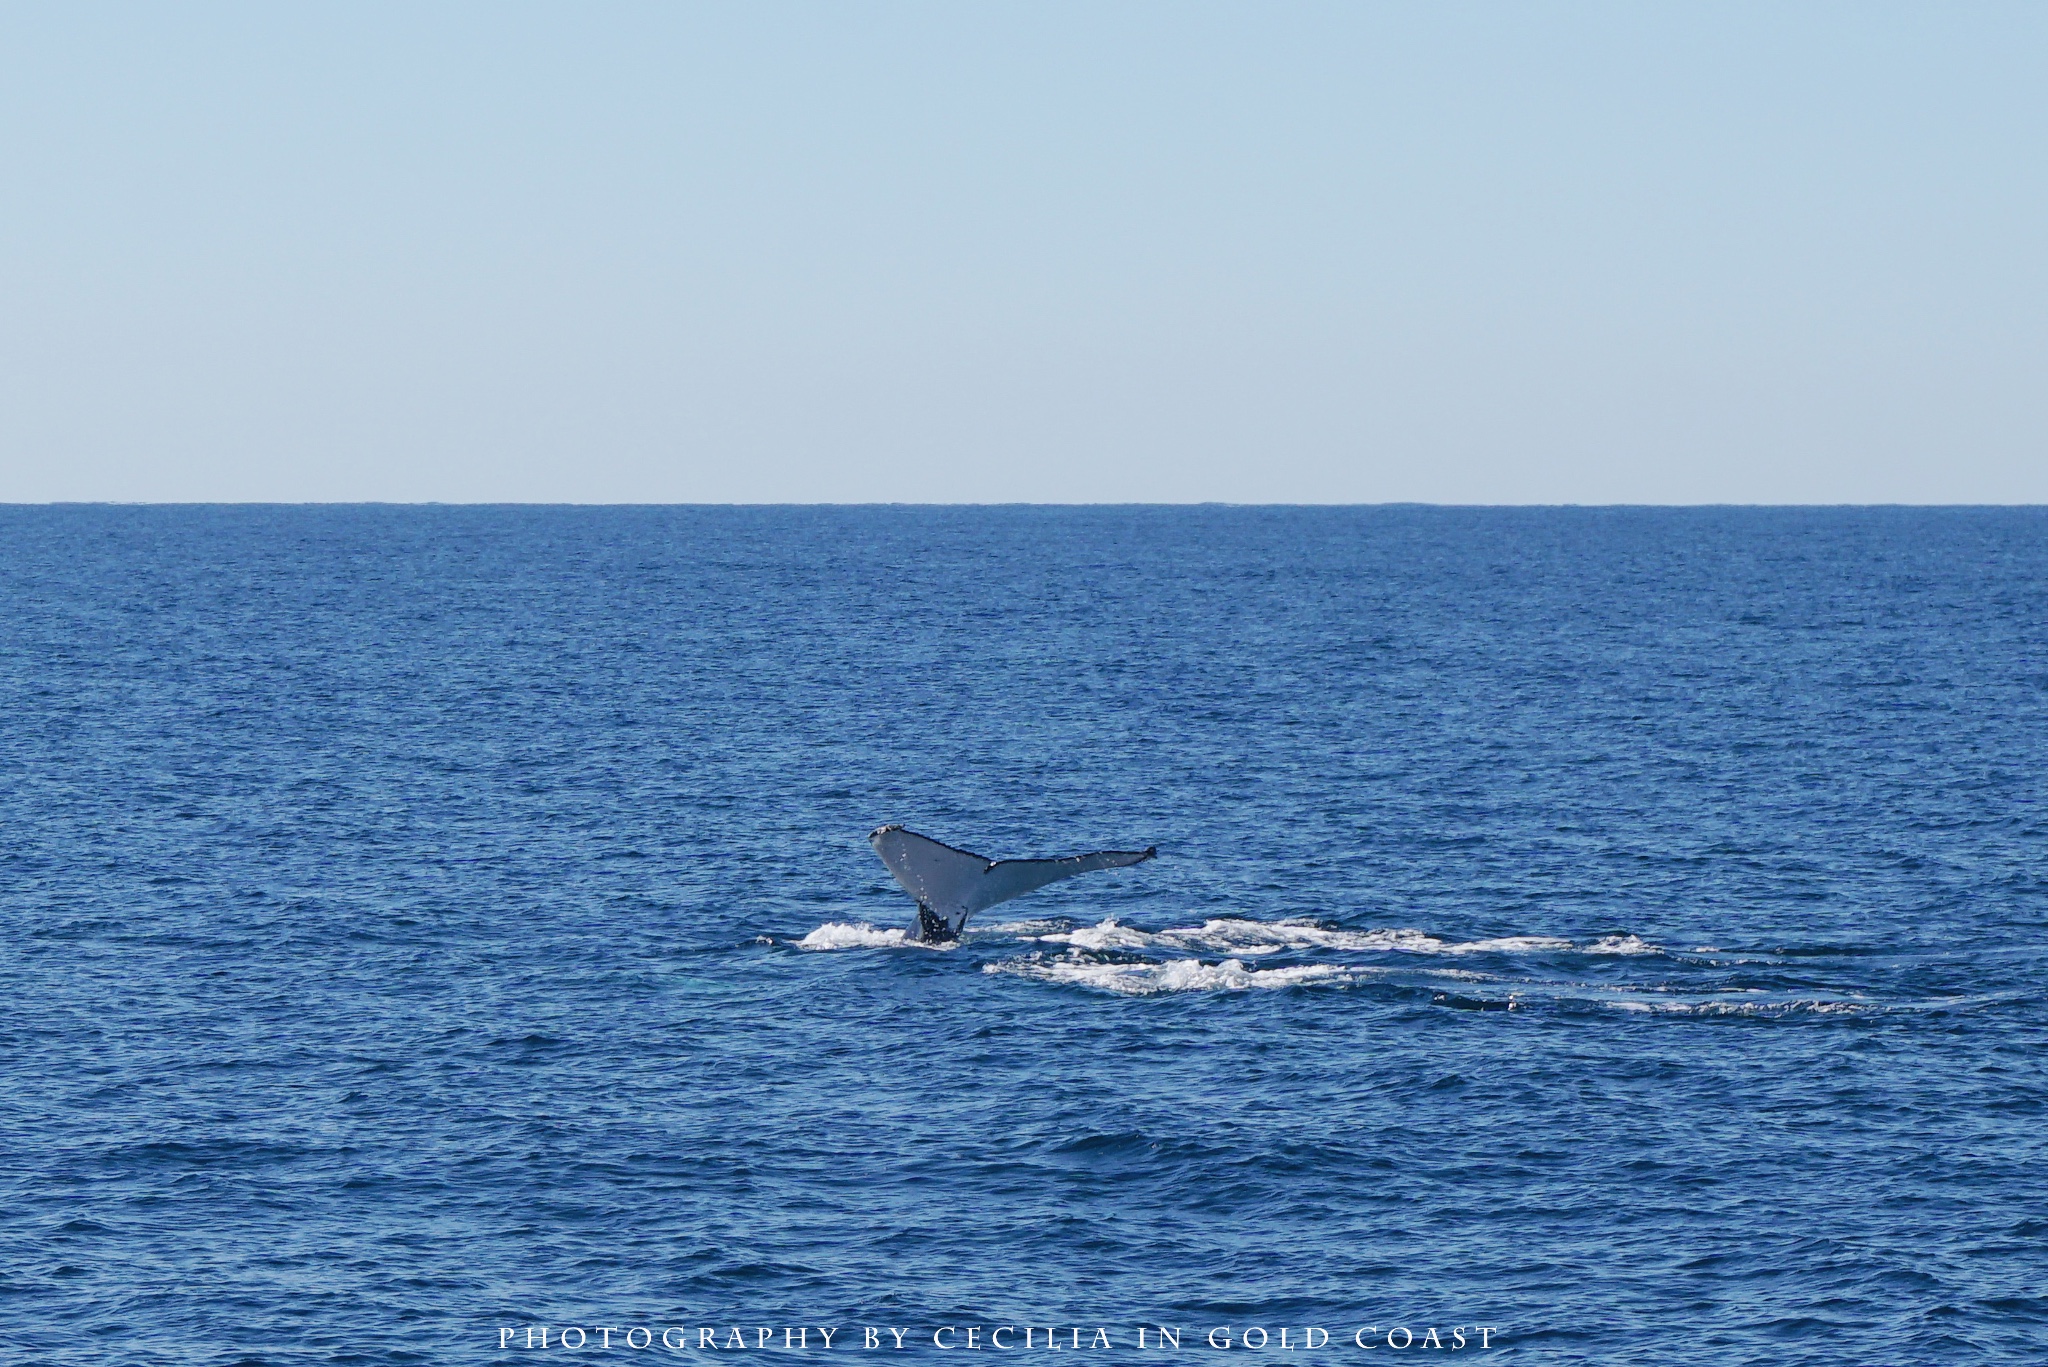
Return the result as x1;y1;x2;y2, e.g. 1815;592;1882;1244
1;2;2042;504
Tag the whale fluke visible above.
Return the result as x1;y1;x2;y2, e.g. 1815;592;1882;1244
868;825;1157;943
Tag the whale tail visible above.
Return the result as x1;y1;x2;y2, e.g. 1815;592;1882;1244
869;825;1157;943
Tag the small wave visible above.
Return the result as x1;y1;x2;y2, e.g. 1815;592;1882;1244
1585;934;1660;956
989;954;1358;996
1605;997;1874;1017
1451;934;1578;954
1432;991;1521;1012
797;922;948;951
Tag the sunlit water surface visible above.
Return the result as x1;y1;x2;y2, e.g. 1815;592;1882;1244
2;506;2045;1364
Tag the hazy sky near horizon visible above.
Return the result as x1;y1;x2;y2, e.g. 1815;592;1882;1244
2;3;2043;504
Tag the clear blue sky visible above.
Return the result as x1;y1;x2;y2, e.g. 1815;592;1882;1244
2;2;2041;503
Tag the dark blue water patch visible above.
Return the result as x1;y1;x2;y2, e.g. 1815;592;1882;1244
2;505;2046;1364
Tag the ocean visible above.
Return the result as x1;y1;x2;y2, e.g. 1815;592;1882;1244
3;505;2044;1364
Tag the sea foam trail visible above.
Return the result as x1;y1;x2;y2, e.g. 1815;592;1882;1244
794;914;1662;967
989;956;1359;996
1035;917;1660;958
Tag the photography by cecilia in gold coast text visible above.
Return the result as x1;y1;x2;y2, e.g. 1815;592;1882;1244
495;1324;1504;1352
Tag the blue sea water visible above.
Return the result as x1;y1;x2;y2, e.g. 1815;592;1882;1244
2;505;2046;1365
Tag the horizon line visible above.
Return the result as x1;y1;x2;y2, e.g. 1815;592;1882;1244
6;500;2047;512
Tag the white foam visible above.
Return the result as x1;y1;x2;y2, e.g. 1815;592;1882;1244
1033;918;1435;956
990;954;1357;996
1042;917;1160;951
1178;920;1451;955
976;919;1062;936
1450;934;1577;954
796;922;951;951
1034;916;1656;958
1584;934;1660;956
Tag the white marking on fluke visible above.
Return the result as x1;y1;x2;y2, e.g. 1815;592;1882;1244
868;824;1157;944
